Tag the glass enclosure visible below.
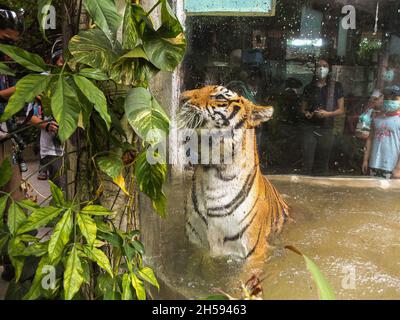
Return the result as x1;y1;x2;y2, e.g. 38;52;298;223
182;0;400;177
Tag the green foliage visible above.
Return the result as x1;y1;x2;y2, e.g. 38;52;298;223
0;181;158;300
0;62;16;76
125;87;170;144
0;158;13;188
135;151;167;217
0;0;184;205
0;44;47;72
0;74;53;122
285;246;336;300
0;0;185;300
83;0;122;45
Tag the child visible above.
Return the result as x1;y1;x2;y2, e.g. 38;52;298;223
362;86;400;179
356;89;383;140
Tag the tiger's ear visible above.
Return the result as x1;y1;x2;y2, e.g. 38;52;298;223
248;105;274;127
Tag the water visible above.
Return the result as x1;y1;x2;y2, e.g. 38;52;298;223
142;175;400;300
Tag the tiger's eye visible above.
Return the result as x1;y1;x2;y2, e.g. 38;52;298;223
214;94;226;100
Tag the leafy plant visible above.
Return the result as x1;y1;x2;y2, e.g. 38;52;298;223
0;0;185;215
0;180;158;300
0;0;186;300
285;245;336;300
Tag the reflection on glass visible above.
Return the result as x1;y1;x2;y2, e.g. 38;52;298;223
182;0;400;178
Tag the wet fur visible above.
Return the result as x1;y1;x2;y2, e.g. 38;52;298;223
180;86;289;259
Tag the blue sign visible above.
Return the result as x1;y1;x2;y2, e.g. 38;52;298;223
184;0;276;16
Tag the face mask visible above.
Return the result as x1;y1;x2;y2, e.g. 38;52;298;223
316;67;329;79
383;69;395;83
383;100;400;113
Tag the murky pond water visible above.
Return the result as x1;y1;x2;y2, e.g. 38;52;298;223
142;175;400;300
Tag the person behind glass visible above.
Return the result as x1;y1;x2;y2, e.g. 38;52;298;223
28;38;65;188
362;85;400;179
301;58;345;175
355;89;384;140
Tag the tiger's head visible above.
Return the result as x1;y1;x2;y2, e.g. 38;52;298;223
178;85;274;130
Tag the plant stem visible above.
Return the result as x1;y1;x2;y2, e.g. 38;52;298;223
146;0;162;17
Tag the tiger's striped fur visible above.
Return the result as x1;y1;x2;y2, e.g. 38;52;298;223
179;86;289;259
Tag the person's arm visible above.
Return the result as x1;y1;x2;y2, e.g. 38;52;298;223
362;133;372;175
316;97;345;118
0;86;16;101
30;115;58;133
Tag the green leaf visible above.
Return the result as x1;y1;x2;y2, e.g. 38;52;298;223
20;241;48;257
159;0;184;38
16;234;39;243
95;219;112;234
7;237;25;282
0;234;9;253
7;202;27;236
0;74;53;122
137;267;159;290
83;245;113;277
0;44;47;72
9;254;25;282
78;68;109;80
122;0;139;50
152;193;167;219
109;46;154;86
69;29;119;71
143;30;185;72
135;150;167;217
286;246;336;300
131;272;146;300
49;180;65;207
121;273;133;300
23;255;51;300
99;232;123;248
0;62;15;76
124;87;170;144
77;213;97;247
81;258;91;285
303;254;336;300
17;206;62;235
97;154;124;180
37;0;53;40
0;196;7;224
81;205;112;216
64;245;84;300
73;75;111;130
0;159;12;187
51;76;81;142
96;273;119;300
48;209;73;263
123;243;136;262
17;200;40;212
83;0;122;44
131;239;145;256
7;236;25;256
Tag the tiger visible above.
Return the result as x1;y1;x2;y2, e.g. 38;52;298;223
178;85;289;259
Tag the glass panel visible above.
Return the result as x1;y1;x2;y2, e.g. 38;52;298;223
182;0;400;178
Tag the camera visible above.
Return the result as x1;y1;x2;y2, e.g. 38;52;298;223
5;118;26;150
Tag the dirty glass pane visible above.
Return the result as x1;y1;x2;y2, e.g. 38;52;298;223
182;0;400;177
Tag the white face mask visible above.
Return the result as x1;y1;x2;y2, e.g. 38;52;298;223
316;67;329;79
